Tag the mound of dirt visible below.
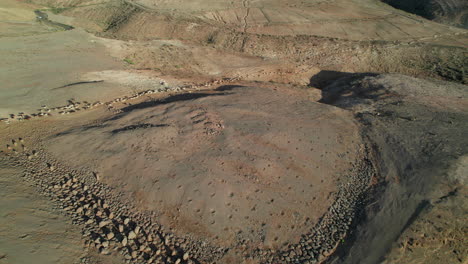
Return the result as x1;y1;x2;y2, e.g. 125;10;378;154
44;85;366;250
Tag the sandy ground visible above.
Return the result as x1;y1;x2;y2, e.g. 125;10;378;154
0;161;130;264
0;162;84;264
0;0;50;37
0;28;117;116
0;0;172;119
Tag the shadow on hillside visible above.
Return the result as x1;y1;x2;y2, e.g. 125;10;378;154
309;70;380;106
309;70;357;89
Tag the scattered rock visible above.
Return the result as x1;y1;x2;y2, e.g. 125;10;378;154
99;220;111;228
128;231;137;240
107;232;115;240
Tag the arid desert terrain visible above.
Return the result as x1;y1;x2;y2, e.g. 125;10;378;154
0;0;467;264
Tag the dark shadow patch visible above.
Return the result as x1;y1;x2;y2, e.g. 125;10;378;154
111;123;169;134
310;71;380;106
434;188;459;204
35;10;75;30
382;0;468;29
52;124;109;137
382;0;439;20
215;85;245;91
400;200;431;234
52;80;104;90
461;13;468;28
120;92;229;113
309;70;357;89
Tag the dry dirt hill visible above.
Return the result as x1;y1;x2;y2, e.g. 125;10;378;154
0;0;467;264
44;85;365;251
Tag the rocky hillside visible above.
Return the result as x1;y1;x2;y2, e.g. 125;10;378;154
383;0;468;28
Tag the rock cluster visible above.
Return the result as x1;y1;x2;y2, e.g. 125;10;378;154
2;137;225;264
0;77;240;124
0;101;103;123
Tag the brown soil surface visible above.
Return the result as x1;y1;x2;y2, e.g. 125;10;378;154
0;0;467;264
44;85;363;248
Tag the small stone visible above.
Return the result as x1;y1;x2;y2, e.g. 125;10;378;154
128;231;137;240
107;232;115;240
99;220;110;228
122;237;128;246
124;218;130;225
183;253;189;260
